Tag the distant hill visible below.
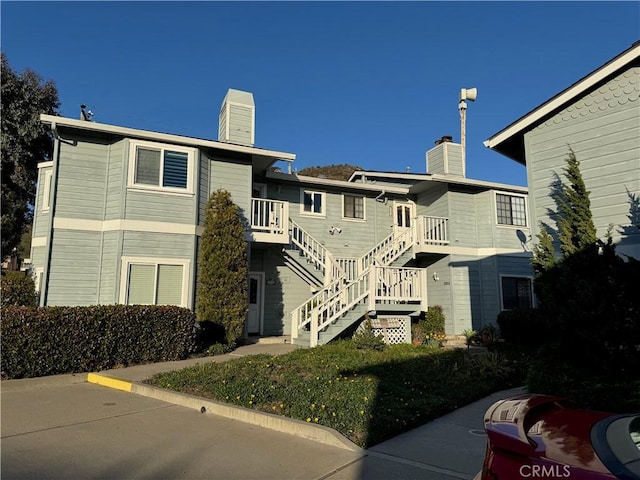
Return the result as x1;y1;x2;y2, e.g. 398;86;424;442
297;164;363;181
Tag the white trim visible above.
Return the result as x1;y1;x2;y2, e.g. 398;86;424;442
267;171;409;194
119;256;191;308
341;193;366;221
413;244;533;257
392;201;416;230
127;140;196;195
31;237;47;247
499;274;535;311
300;189;326;217
37;161;53;169
485;44;640;154
53;217;203;235
494;191;528;228
42;170;53;212
40;114;295;161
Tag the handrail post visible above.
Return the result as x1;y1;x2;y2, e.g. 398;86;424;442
291;311;298;341
310;309;319;347
421;268;428;310
368;267;376;310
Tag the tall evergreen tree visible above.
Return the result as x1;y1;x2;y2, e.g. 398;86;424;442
532;225;556;275
556;148;597;258
197;190;248;344
1;54;60;258
532;148;597;273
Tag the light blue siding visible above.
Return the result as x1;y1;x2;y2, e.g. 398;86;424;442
209;156;251;223
121;231;195;258
447;191;478;248
124;190;194;224
268;181;395;258
32;166;51;238
98;231;120;304
105;140;126;220
525;66;640;258
55;137;108;220
47;230;102;306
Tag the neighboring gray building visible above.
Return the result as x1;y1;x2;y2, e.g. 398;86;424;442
485;42;640;260
31;89;534;347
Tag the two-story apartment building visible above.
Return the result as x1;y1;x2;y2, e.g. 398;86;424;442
31;89;534;347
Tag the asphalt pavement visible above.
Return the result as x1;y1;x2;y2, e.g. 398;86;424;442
1;341;524;479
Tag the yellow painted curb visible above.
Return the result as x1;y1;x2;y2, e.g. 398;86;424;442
86;373;133;392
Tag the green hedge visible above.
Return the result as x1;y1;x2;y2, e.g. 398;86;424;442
1;305;198;379
1;270;37;306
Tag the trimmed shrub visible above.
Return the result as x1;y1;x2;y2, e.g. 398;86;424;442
424;305;445;334
1;305;198;379
497;308;550;346
1;270;36;306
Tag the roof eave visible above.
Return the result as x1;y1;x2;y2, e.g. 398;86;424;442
484;42;640;163
40;114;296;161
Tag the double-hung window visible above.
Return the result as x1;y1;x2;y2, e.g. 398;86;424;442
42;170;53;212
121;257;189;307
501;276;533;310
343;194;365;220
496;193;527;227
301;190;325;216
129;141;194;193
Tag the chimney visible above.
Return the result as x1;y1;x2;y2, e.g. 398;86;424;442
218;89;255;146
426;136;465;177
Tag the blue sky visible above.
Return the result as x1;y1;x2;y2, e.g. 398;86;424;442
2;2;638;186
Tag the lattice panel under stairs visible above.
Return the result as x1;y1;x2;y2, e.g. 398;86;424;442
356;315;411;344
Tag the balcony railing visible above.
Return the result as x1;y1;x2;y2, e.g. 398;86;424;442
250;198;289;243
415;216;449;246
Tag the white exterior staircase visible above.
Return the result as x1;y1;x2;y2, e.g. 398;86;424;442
289;224;426;347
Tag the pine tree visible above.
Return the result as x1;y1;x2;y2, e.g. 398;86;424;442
556;148;597;258
532;225;556;275
531;148;597;273
197;190;248;344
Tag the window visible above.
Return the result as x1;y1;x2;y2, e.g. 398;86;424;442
129;141;194;193
343;195;365;220
120;257;189;307
496;193;527;226
300;190;325;216
42;170;53;212
501;276;533;310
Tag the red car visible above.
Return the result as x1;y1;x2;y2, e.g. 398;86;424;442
475;394;640;480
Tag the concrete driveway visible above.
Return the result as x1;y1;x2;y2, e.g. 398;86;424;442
2;342;524;480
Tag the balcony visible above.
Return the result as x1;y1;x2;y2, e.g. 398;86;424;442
414;215;450;254
249;198;289;244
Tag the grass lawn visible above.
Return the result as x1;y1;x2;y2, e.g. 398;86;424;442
147;341;527;448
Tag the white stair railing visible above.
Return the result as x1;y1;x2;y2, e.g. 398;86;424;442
307;266;425;347
294;224;420;346
289;220;345;285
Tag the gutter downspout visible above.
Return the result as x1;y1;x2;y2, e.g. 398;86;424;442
39;122;60;306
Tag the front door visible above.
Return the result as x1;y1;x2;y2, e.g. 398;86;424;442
247;273;263;335
394;202;415;232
